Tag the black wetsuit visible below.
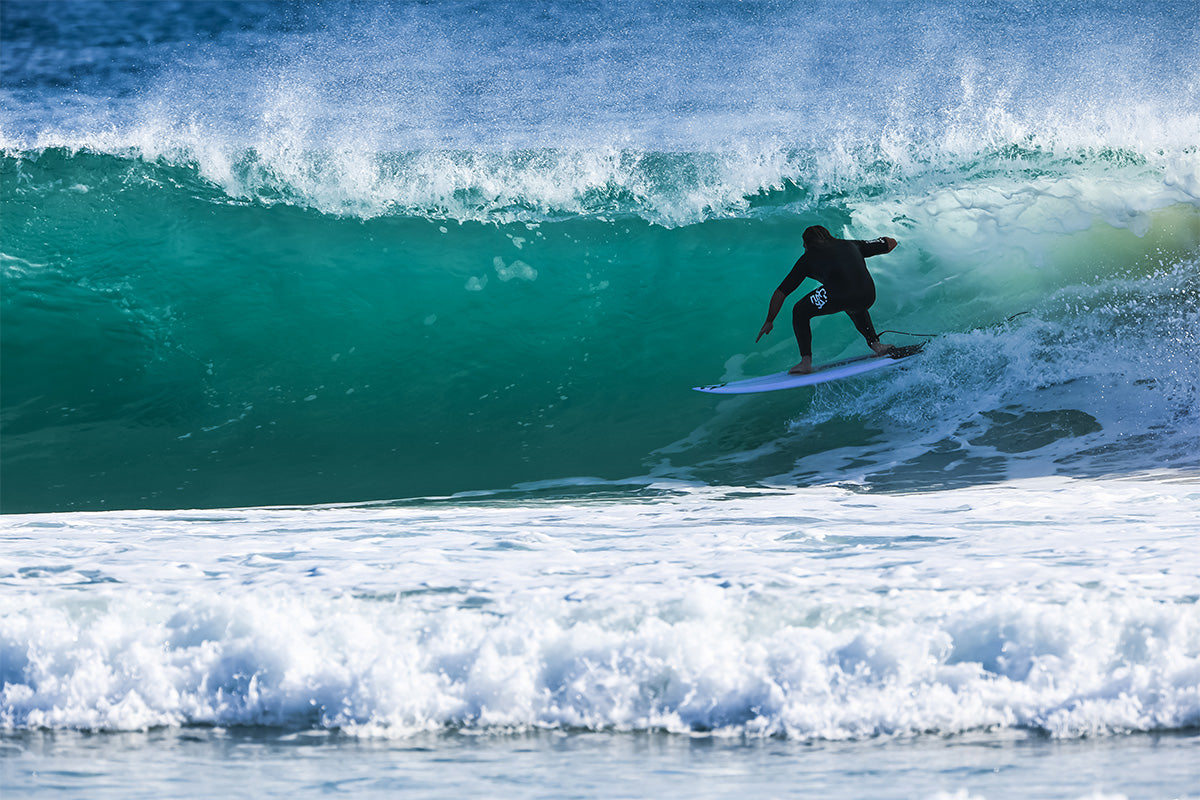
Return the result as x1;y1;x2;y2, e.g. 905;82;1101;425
776;237;890;357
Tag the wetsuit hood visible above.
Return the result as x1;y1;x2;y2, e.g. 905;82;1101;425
802;225;834;248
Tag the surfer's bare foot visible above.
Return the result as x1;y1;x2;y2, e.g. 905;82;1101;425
788;357;813;375
870;341;893;356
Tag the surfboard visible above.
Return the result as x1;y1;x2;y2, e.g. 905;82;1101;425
693;343;925;394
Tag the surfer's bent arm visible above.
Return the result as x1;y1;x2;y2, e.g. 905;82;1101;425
758;257;806;341
756;289;787;342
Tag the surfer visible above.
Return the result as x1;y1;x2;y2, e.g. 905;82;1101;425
756;225;898;374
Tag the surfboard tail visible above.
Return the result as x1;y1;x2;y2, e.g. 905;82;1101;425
886;342;927;359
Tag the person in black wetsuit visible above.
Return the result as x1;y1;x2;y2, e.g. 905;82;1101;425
756;225;898;374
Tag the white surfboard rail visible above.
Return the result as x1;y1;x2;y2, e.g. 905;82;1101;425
694;344;924;395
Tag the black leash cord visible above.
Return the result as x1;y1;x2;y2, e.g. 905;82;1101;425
879;311;1029;340
879;328;937;338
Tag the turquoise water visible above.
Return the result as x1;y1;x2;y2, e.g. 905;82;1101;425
3;144;1197;510
4;1;1199;511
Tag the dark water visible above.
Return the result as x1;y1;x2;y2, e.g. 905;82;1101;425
5;729;1200;799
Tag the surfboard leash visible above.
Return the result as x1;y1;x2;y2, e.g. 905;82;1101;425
880;310;1030;341
879;328;937;339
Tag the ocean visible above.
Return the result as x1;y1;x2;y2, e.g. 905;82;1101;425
2;0;1198;797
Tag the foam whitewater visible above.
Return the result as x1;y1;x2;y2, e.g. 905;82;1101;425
2;478;1199;738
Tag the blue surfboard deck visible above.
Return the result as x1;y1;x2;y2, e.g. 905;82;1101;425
694;343;925;395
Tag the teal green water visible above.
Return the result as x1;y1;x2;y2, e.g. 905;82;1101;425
3;148;1198;510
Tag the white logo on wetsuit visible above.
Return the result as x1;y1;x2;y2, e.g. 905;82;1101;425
811;287;828;309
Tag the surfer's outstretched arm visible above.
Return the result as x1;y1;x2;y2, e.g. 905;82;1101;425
757;289;787;342
858;236;898;257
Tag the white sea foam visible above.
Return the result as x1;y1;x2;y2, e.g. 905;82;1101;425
3;477;1198;738
6;109;1198;227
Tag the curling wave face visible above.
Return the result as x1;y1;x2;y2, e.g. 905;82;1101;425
2;142;1197;510
2;0;1199;511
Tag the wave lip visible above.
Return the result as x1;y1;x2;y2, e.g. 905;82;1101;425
5;118;1199;226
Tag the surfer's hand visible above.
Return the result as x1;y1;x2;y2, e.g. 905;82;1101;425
883;236;898;252
756;321;773;342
